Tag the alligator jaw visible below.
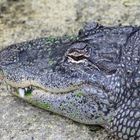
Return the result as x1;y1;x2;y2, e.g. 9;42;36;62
11;85;110;126
9;83;82;99
15;86;78;98
5;79;82;94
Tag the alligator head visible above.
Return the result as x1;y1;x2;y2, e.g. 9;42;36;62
0;22;140;139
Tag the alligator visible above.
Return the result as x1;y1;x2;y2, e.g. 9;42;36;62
0;22;140;140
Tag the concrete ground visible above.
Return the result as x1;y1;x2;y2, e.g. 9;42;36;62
0;0;140;140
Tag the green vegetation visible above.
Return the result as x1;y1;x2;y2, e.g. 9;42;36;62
25;88;32;96
31;101;51;110
75;92;84;98
48;59;54;65
46;35;79;46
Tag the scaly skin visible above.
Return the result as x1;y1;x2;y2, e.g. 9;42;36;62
0;22;140;140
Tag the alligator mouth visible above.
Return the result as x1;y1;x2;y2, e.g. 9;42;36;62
6;79;82;93
8;85;84;99
5;78;107;98
6;79;83;98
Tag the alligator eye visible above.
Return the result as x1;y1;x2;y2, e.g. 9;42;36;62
67;53;87;63
66;43;90;63
68;52;87;61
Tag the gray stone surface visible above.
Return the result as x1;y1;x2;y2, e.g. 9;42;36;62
0;0;140;140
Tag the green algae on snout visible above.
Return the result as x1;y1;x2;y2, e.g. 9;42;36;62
13;90;51;110
75;91;84;98
46;35;79;46
46;36;56;45
48;59;55;65
64;35;79;41
26;99;52;111
35;102;51;110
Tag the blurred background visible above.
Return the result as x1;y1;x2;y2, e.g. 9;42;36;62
0;0;140;140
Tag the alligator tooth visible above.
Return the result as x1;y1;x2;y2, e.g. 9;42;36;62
29;86;32;90
25;88;28;92
18;88;25;98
